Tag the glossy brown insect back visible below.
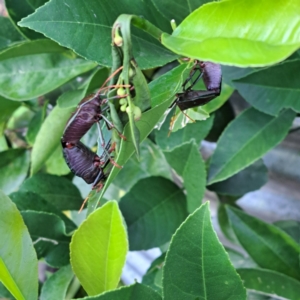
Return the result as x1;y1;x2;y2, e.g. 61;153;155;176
62;140;110;187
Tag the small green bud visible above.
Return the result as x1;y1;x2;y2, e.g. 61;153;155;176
117;88;126;96
120;104;127;112
133;106;142;120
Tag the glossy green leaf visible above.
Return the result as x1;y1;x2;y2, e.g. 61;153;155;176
71;201;128;296
30;105;75;175
0;149;30;194
5;0;48;39
217;203;239;243
274;220;300;243
163;202;246;300
226;206;300;280
25;103;47;145
0;16;24;51
40;265;74;300
119;177;188;250
21;211;71;265
238;268;300;300
113;138;172;193
45;143;70;176
18;0;177;69
10;190;76;233
205;101;235;142
87;64;191;214
208;108;296;184
0;41;96;100
164;141;206;213
0;96;20;131
0;191;38;300
57;67;110;108
19;174;82;210
76;283;161;300
234;59;300;115
152;0;210;25
155;111;214;151
44;243;70;268
142;253;166;295
162;0;300;67
208;159;268;196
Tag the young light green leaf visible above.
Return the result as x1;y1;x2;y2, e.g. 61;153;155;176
162;0;300;67
18;0;176;69
0;149;29;194
75;283;161;300
163;202;246;300
45;143;70;176
119;177;188;250
20;174;83;210
234;59;300;115
40;265;74;300
226;206;300;280
237;268;300;300
208;108;296;184
208;159;268;196
163;141;206;213
30;105;74;175
0;40;96;100
70;201;128;296
0;191;38;300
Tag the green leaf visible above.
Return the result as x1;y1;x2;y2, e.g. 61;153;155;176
163;202;246;300
237;268;300;300
19;174;82;210
30;105;75;175
119;177;188;250
274;220;300;243
70;201;128;296
162;0;300;67
10;190;77;233
45;143;70;176
164;141;206;213
113;138;172;193
21;211;71;266
25;102;47;145
76;283;161;300
40;265;74;300
87;64;190;214
0;40;96;100
0;16;24;51
0;149;30;194
234;59;300;115
57;67;110;109
152;0;210;26
44;243;70;268
225;248;257;269
155;112;214;151
0;96;20;131
0;191;38;300
208;108;296;184
5;0;48;39
18;0;177;69
226;206;300;280
142;253;166;295
208;159;268;196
